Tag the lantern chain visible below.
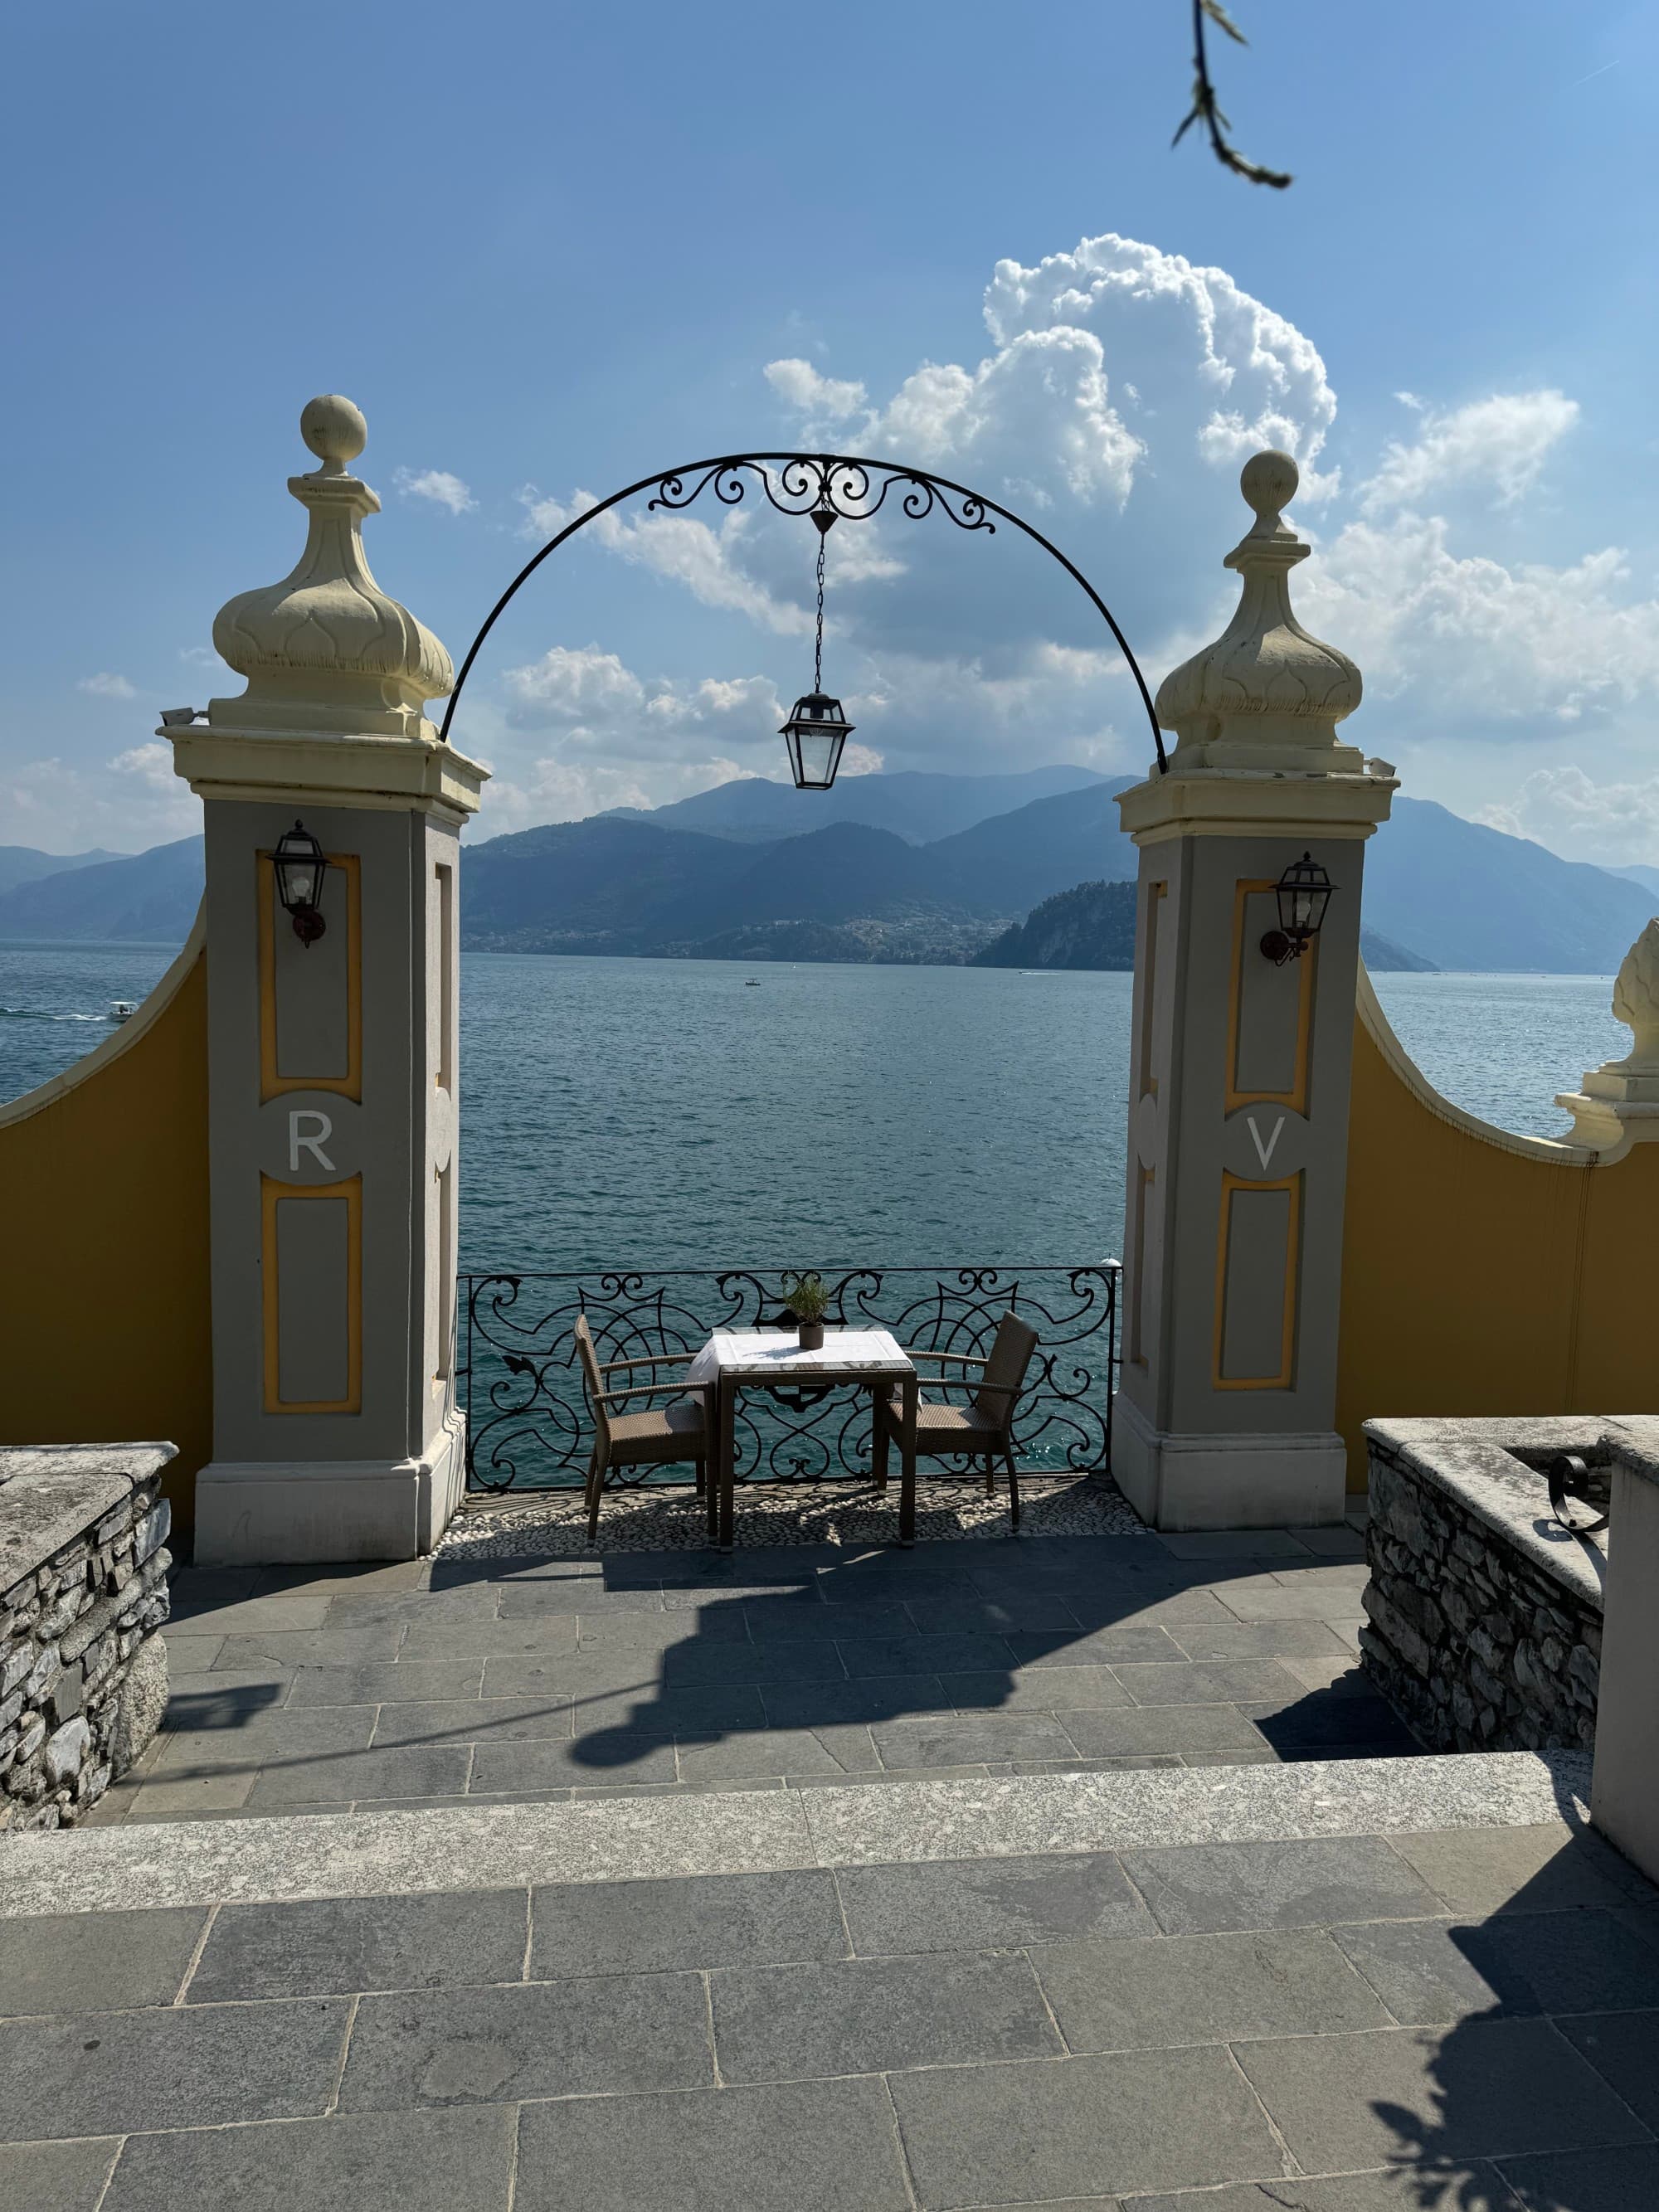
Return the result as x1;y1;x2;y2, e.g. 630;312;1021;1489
814;531;826;694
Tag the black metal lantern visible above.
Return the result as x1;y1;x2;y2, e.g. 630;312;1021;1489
271;819;330;947
780;691;854;791
1260;851;1334;965
779;500;854;790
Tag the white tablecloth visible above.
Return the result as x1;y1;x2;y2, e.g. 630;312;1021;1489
684;1328;912;1387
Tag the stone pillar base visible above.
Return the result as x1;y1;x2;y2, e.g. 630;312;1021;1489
1112;1393;1348;1530
193;1411;465;1565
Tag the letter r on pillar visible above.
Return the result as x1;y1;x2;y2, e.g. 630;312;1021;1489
289;1109;335;1172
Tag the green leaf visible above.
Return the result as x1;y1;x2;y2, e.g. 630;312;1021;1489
1201;0;1249;44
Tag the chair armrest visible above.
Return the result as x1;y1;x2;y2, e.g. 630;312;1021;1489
599;1378;707;1407
907;1349;985;1368
596;1351;693;1373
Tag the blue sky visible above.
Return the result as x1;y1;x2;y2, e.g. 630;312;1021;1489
5;0;1657;861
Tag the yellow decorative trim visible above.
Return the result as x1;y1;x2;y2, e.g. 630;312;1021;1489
257;851;362;1103
1213;1168;1301;1391
0;902;206;1130
260;1172;362;1414
1128;1164;1154;1369
1224;878;1313;1115
1138;879;1165;1099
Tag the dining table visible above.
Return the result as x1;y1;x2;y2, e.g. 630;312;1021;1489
683;1327;919;1551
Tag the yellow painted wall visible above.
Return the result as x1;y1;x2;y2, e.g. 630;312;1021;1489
1336;971;1659;1488
0;923;212;1548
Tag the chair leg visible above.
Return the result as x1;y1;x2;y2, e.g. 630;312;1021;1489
872;1406;890;1493
694;1457;706;1499
899;1443;917;1547
1004;1444;1020;1533
586;1443;606;1544
984;1454;995;1496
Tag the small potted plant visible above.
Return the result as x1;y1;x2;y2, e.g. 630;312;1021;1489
781;1271;831;1351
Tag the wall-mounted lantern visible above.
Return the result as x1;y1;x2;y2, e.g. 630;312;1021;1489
1260;851;1334;966
271;820;330;946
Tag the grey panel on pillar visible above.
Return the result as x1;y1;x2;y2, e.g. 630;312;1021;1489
1219;1183;1295;1385
275;1195;351;1405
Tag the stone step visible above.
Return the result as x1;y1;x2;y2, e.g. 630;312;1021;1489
1;1748;1591;1920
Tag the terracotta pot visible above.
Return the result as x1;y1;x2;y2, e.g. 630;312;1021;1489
796;1320;825;1351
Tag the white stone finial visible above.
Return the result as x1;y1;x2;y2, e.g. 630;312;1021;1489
205;395;453;741
299;393;367;476
1611;920;1659;1072
1153;449;1365;775
1555;916;1659;1145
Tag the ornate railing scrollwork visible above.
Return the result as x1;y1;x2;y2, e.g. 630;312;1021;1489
460;1263;1121;1495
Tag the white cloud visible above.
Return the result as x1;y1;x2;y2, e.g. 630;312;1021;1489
8;746;199;851
178;645;220;669
517;488;811;637
1476;766;1659;868
1360;391;1579;513
1301;516;1659;722
764;358;868;423
394;466;475;515
78;673;136;699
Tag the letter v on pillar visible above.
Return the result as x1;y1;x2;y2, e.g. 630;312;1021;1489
1113;451;1396;1533
168;396;489;1565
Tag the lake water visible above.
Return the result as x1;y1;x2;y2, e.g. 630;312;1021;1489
2;946;1627;1277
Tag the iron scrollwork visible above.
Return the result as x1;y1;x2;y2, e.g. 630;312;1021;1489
461;1264;1121;1496
648;457;995;536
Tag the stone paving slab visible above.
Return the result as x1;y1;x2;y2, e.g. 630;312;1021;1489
7;1796;1658;2210
84;1536;1423;1822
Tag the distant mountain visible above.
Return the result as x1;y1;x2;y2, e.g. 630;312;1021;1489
5;770;1653;977
929;778;1138;912
0;838;203;942
0;847;122;897
1360;928;1438;973
461;818;757;951
1364;799;1656;973
974;880;1136;970
607;764;1104;846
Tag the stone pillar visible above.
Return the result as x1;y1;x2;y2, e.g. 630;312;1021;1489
170;396;488;1564
1557;921;1659;1152
1112;452;1396;1530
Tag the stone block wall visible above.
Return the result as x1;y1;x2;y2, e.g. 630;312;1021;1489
0;1444;175;1831
1362;1417;1607;1756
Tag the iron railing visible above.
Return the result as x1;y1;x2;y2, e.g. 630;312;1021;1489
460;1264;1120;1495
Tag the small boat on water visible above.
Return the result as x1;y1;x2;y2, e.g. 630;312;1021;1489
108;1001;135;1023
744;978;760;987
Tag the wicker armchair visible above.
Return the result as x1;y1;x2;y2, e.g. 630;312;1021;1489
873;1310;1039;1533
574;1314;708;1542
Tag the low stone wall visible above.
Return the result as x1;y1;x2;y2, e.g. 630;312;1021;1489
1;1444;175;1831
1361;1417;1609;1755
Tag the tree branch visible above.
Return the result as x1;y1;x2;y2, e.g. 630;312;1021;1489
1172;0;1292;189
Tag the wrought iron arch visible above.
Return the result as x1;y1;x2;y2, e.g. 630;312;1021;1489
435;451;1167;772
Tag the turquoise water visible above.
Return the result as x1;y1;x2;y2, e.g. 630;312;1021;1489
1;946;1627;1276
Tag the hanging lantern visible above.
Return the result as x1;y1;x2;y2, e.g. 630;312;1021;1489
1260;851;1334;965
779;498;854;790
271;819;331;946
780;691;854;790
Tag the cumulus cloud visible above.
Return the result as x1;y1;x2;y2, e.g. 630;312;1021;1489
9;746;199;851
764;359;868;424
78;673;136;699
394;466;475;515
1359;391;1579;513
517;488;812;637
1477;767;1659;868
